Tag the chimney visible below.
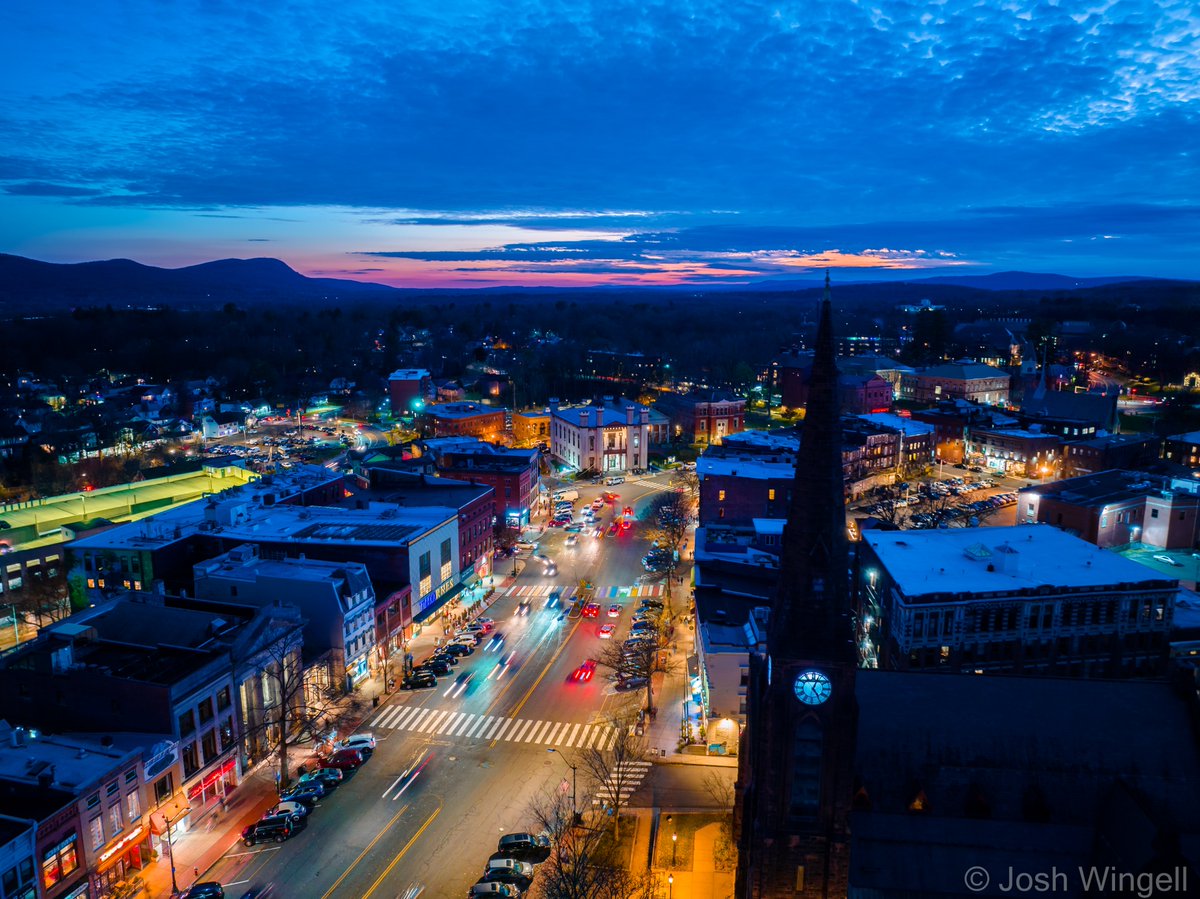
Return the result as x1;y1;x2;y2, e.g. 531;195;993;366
626;405;635;425
580;409;591;428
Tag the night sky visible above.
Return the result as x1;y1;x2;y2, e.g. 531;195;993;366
2;1;1197;287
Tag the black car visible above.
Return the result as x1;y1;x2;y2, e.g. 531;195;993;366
615;675;649;692
443;641;474;657
278;784;323;805
482;870;533;890
183;884;225;899
419;658;452;676
402;671;438;689
242;818;294;846
495;832;552;862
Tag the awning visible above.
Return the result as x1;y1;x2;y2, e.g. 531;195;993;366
148;795;192;835
412;582;465;624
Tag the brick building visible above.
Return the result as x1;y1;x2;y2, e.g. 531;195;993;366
901;360;1011;405
1060;433;1161;478
418;402;507;441
510;408;550;448
1019;469;1200;550
653;390;746;446
965;426;1060;478
387;369;430;414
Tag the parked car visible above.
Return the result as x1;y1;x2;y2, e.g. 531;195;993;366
404;670;440;689
264;800;309;819
443;641;474;657
1154;554;1183;566
338;733;376;754
616;675;649;692
242;818;294;846
278;783;322;806
320;748;364;771
467;884;522;898
183;884;226;899
482;858;536;888
496;832;552;862
299;767;342;788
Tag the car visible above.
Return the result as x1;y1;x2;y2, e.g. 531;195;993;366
564;523;583;533
516;599;533;616
573;660;597;681
515;540;537;551
482;858;536;888
543;561;558;576
242;818;294;846
582;602;601;618
443;641;474;657
300;766;343;787
265;800;309;819
598;624;616;639
486;632;507;651
237;887;275;899
546;591;562;609
625;635;656;649
404;670;440;689
321;748;364;771
467;884;522;898
1154;554;1183;566
338;733;376;754
183;884;226;899
564;534;579;546
478;617;495;629
496;833;552;862
420;656;452;673
278;783;323;806
607;522;619;536
460;623;487;636
607;604;621;618
452;631;481;645
615;675;649;692
630;620;657;632
547;519;567;528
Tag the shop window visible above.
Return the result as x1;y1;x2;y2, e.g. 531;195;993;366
41;834;78;890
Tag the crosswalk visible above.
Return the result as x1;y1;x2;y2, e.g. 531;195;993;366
496;583;664;600
371;704;621;751
592;760;653;806
595;584;665;600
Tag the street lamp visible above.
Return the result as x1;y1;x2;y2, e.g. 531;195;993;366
672;831;678;866
546;748;578;823
162;808;189;895
668;874;674;898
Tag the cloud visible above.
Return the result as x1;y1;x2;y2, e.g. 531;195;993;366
2;181;106;197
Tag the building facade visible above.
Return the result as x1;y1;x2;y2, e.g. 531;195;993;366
418;403;507;441
549;397;652;473
902;360;1011;406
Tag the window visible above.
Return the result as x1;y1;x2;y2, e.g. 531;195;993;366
41;834;78;889
216;686;231;712
220;718;235;751
154;773;174;805
126;789;141;823
768;489;776;501
789;720;823;820
182;742;199;778
178;709;196;737
718;490;726;501
201;729;218;764
108;802;124;836
86;792;100;810
106;780;119;797
198;697;214;724
88;816;104;851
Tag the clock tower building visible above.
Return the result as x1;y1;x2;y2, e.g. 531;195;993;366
734;274;858;898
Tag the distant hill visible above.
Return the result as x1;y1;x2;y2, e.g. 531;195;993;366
0;253;398;313
893;270;1159;291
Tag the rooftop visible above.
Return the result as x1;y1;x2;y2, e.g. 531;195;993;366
388;369;430;380
857;412;934;437
918;360;1010;381
0;721;137;794
423;402;505;420
1020;469;1182;509
697;454;795;481
1167;430;1200;444
864;524;1176;598
550;396;654;428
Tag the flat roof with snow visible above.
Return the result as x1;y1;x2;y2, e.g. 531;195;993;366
864;524;1176;599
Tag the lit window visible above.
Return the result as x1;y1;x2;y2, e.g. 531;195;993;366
768;489;776;501
718;490;726;501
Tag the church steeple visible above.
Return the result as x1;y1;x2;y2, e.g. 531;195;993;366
770;270;852;660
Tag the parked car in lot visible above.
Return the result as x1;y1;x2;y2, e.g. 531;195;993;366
496;832;552;862
616;675;649;692
242;817;294;846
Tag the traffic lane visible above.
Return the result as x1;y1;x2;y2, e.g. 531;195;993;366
363;736;575;899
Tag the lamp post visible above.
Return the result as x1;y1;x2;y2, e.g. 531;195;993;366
163;810;183;895
672;831;677;866
668;874;674;898
546;748;578;823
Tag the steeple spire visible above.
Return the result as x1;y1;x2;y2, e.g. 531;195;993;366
770;274;851;660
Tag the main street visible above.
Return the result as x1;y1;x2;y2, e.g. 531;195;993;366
199;473;706;898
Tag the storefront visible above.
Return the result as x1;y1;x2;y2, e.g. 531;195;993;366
185;758;238;816
411;581;465;634
92;825;150;898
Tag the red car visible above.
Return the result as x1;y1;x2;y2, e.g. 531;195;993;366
573;660;597;682
321;748;364;770
603;492;619;503
598;624;616;639
582;602;601;618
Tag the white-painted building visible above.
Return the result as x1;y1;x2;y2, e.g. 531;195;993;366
549;396;652;473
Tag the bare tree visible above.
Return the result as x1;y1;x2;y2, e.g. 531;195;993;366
593;634;676;717
576;716;649;841
12;566;72;628
526;789;661;899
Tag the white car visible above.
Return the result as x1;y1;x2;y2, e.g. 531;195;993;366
565;535;578;547
1153;554;1183;567
338;733;376;753
265;800;310;818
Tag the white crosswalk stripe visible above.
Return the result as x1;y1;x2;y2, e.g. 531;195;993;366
592;760;653;806
370;704;630;752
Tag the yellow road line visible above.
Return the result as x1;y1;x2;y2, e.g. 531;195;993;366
361;806;443;899
486;615;584;746
318;804;409;899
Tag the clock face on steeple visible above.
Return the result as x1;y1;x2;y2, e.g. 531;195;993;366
793;669;832;705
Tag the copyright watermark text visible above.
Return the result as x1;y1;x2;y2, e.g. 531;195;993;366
963;865;1190;897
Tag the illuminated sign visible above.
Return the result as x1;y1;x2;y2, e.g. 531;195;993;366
98;827;145;865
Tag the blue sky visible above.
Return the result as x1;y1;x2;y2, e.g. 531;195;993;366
1;1;1197;286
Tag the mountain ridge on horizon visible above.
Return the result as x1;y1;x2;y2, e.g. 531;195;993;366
0;252;1188;315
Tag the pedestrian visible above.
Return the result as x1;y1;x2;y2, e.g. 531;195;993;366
193;866;200;879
